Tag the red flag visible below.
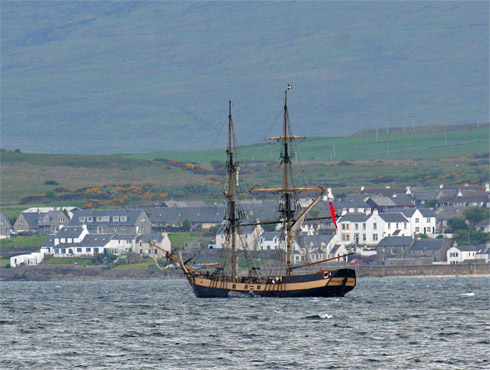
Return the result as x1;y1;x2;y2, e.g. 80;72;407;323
330;202;337;230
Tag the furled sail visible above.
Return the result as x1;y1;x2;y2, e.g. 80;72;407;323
290;192;323;234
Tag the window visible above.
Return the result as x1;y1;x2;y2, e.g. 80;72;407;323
94;248;99;253
77;248;82;252
404;223;407;229
141;218;145;222
355;223;359;230
415;227;419;233
373;234;378;241
86;248;91;252
342;234;350;242
120;216;127;222
155;249;158;254
373;223;377;230
342;223;349;230
87;217;93;222
362;234;366;241
426;218;431;223
113;216;119;222
20;220;24;225
363;223;366;230
79;217;86;222
415;218;419;223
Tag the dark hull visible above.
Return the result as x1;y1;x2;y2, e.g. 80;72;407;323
188;268;356;298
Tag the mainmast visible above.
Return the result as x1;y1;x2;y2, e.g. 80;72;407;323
225;100;239;280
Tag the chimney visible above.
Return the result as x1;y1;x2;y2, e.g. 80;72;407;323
406;186;411;195
440;184;444;189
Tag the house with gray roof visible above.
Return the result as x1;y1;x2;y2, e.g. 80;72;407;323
409;238;451;262
41;225;170;258
69;209;151;234
0;212;12;239
14;209;68;235
476;219;490;233
376;236;414;262
148;206;225;231
447;245;484;264
366;195;397;211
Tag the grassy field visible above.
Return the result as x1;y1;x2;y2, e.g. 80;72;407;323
1;124;488;215
115;125;489;163
0;235;47;248
43;257;93;265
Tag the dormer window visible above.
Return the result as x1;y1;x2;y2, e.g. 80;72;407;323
87;217;93;222
120;216;127;222
79;217;86;222
113;216;119;222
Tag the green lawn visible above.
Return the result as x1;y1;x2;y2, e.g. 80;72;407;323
112;259;160;270
43;257;92;265
168;232;204;246
0;235;47;248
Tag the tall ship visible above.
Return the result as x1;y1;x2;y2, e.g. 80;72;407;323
154;85;356;298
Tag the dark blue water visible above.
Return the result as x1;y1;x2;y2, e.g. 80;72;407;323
1;277;489;369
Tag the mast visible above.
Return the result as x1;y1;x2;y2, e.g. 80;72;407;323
250;85;323;276
282;85;294;275
226;100;239;280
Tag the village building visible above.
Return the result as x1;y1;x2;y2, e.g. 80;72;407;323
148;206;224;231
0;212;12;239
475;219;490;233
376;236;414;262
408;238;451;262
215;225;264;250
68;209;151;234
13;208;69;235
39;225;170;259
447;245;482;264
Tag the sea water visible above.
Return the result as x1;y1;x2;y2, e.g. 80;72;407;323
1;277;488;369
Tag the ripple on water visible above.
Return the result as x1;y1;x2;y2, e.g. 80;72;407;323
0;277;489;370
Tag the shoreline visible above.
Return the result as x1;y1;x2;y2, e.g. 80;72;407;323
1;263;489;282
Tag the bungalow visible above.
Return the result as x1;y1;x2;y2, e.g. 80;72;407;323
0;212;12;239
69;209;151;234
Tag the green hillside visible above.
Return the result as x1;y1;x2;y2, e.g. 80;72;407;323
116;124;489;163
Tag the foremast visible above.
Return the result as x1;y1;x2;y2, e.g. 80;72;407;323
251;85;322;275
225;100;239;280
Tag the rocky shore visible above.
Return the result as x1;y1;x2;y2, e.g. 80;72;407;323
1;263;489;281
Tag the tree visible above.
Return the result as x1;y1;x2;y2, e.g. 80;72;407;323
463;207;487;226
425;199;438;208
182;219;191;232
448;217;467;232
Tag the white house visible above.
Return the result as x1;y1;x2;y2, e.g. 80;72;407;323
42;225;170;258
447;245;481;264
215;225;263;250
337;211;386;246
